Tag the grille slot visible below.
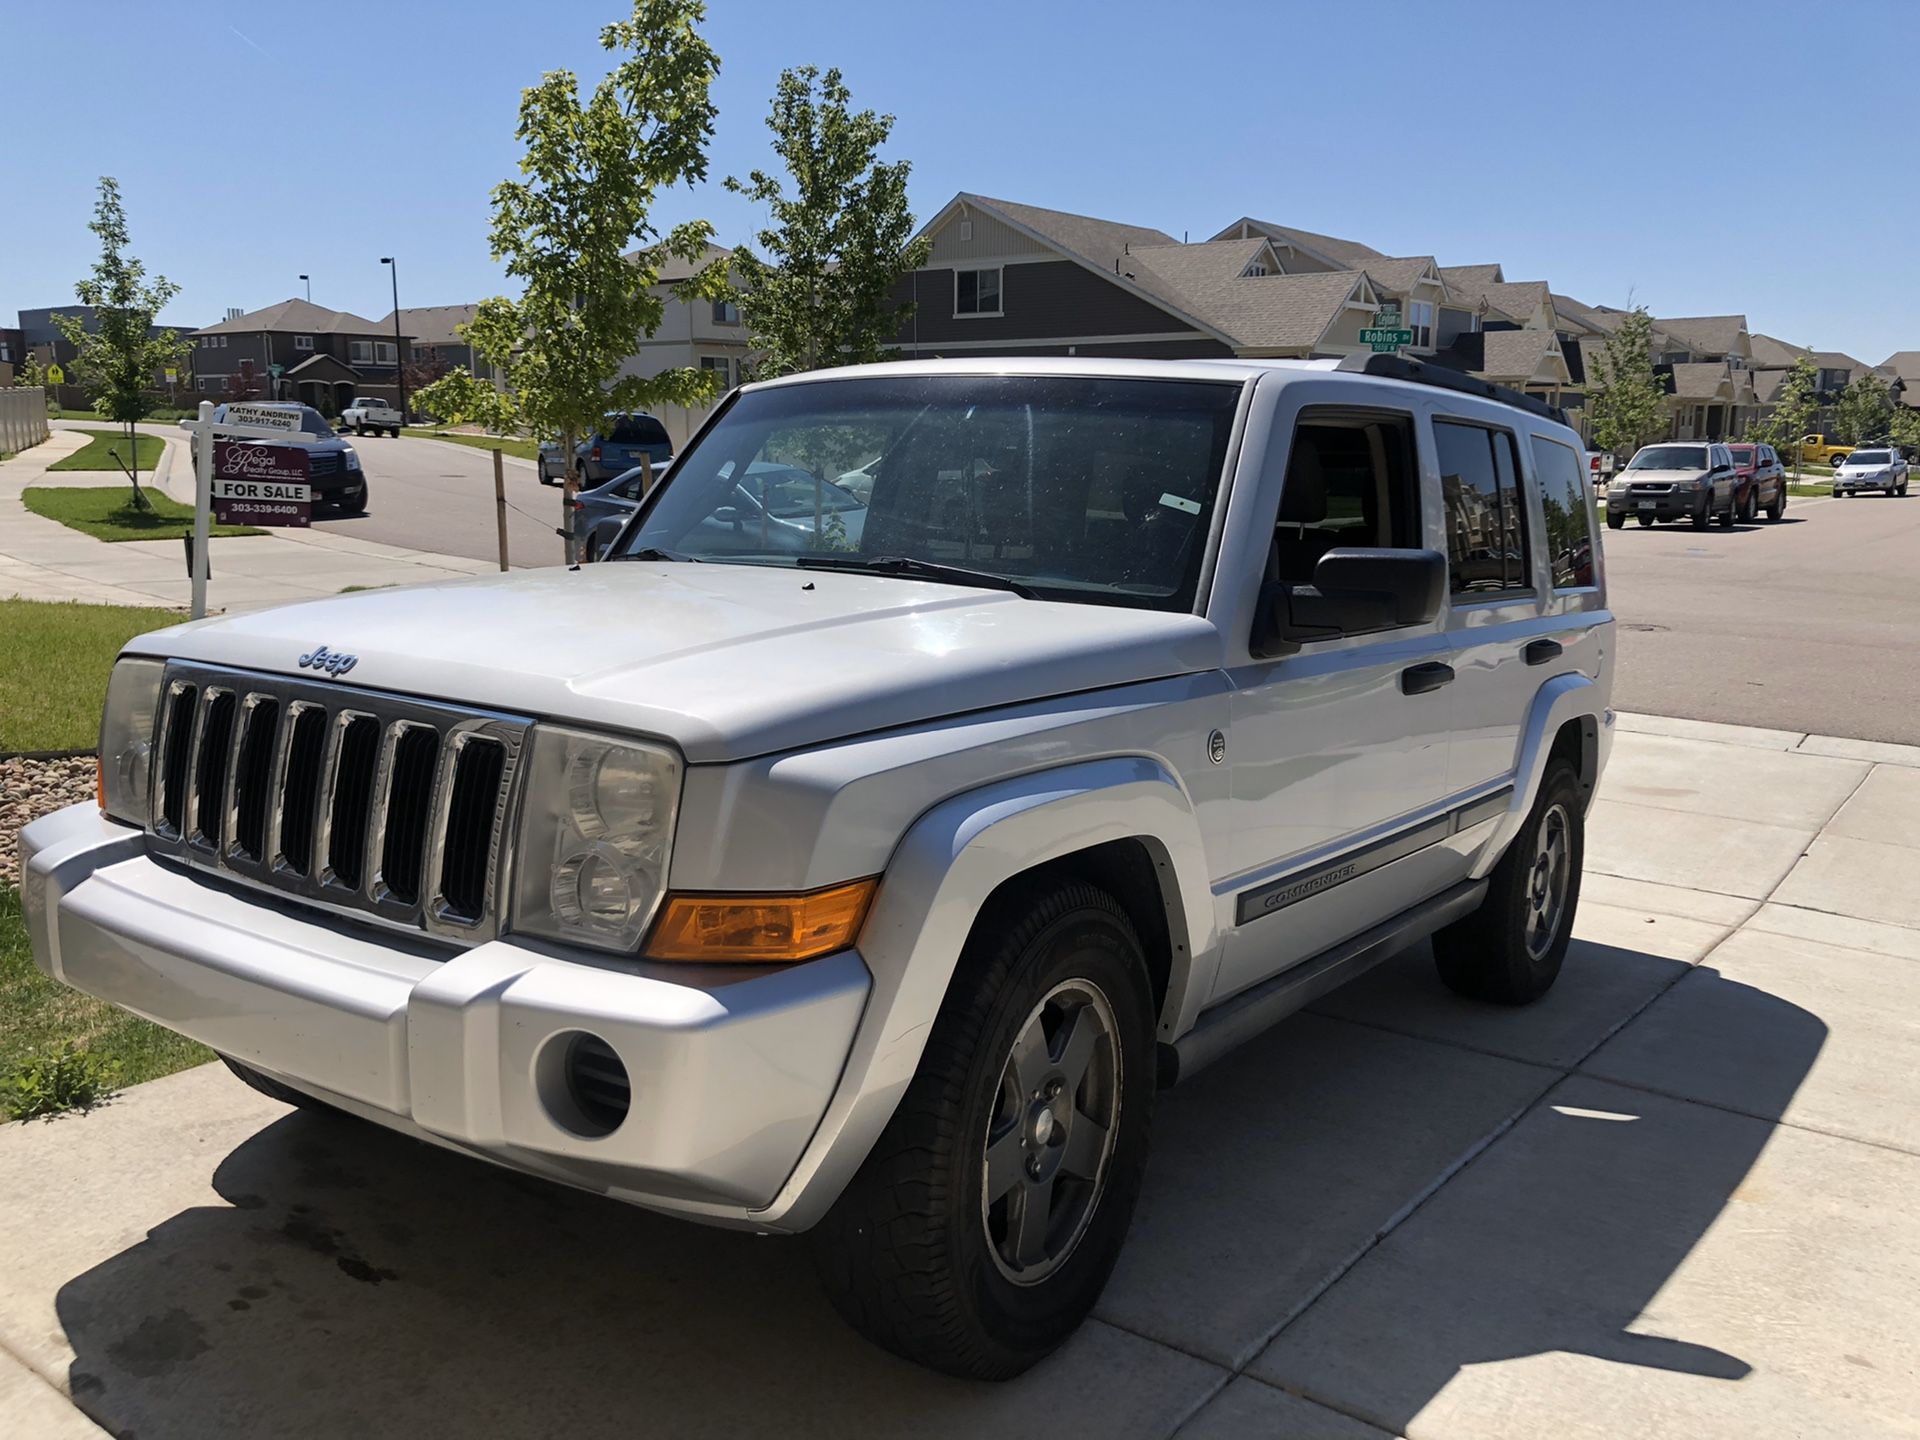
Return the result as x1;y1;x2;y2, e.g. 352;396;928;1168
193;691;237;846
325;716;381;890
232;698;280;862
378;726;440;905
565;1034;632;1134
159;683;198;835
439;737;507;922
145;662;526;943
278;705;327;876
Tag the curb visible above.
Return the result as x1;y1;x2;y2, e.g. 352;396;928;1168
1;749;97;763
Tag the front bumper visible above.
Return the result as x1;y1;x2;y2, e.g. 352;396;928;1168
1613;487;1706;519
21;804;869;1227
1834;474;1899;492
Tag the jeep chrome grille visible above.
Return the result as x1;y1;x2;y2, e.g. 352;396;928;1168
147;663;527;941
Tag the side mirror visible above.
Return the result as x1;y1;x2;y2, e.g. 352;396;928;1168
712;505;743;528
1257;548;1447;655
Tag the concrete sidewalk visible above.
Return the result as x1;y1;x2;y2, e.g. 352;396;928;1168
1;429;503;611
2;716;1918;1438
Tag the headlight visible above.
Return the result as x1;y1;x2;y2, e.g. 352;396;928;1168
509;726;681;952
98;657;164;826
344;449;361;471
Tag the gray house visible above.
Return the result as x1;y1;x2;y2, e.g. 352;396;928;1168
191;299;413;415
380;304;499;386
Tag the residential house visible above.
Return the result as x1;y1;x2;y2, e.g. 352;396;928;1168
889;195;1385;365
190;299;413;415
1882;351;1920;409
612;242;750;450
0;327;23;386
380;305;500;387
18;304;198;409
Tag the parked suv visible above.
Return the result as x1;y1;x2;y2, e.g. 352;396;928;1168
1608;441;1738;529
1726;441;1787;521
538;412;674;486
25;355;1614;1379
1832;447;1911;497
178;402;367;514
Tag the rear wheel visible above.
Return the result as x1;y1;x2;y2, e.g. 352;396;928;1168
1433;759;1584;1005
1767;489;1785;521
810;879;1155;1379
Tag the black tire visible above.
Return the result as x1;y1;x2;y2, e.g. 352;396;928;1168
1767;490;1785;521
336;491;368;516
390;426;401;439
220;1055;339;1114
810;879;1156;1380
1433;759;1584;1005
1690;500;1709;529
1636;513;1654;527
1606;511;1625;530
1739;490;1756;523
1719;499;1735;527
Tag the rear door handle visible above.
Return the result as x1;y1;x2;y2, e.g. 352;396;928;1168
1524;639;1563;666
1401;662;1454;695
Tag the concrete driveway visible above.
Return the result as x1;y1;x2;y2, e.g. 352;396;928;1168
3;714;1919;1438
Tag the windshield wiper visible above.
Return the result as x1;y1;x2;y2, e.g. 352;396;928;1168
615;546;702;563
793;553;1037;598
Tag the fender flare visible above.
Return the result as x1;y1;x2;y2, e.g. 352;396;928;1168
1470;672;1607;880
752;754;1217;1231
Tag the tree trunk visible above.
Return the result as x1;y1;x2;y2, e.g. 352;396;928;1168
561;425;579;565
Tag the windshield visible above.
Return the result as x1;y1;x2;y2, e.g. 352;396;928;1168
1846;450;1891;465
607;413;671;447
614;374;1242;611
1630;445;1708;470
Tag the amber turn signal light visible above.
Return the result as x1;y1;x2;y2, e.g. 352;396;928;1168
644;877;879;963
95;757;107;812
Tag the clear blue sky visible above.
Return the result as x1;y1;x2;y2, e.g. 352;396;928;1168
3;0;1914;361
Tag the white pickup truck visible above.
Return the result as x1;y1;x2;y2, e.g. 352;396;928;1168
341;396;403;437
25;354;1613;1378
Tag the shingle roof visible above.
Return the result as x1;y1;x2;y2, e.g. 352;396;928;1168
1444;275;1549;324
969;194;1177;270
1669;362;1735;400
1439;264;1505;295
195;298;396;336
1750;333;1809;367
1476;328;1565;382
1751;368;1788;405
380;305;479;347
1652;315;1749;357
1811;350;1868;375
1122;250;1365;351
648;241;734;284
1881;349;1920;380
1363;256;1443;295
1222;218;1384;269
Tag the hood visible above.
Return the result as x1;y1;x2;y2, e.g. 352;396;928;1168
129;563;1222;763
1621;468;1708;484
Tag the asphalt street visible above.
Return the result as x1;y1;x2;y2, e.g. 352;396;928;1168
312;433;568;569
1602;488;1920;744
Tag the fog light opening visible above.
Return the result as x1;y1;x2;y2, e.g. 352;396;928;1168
539;1031;631;1138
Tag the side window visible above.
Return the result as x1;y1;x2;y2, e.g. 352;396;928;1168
1531;435;1595;589
1436;419;1530;595
1270;409;1420;587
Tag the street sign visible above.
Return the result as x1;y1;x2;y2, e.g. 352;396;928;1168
212;441;311;527
1375;307;1402;328
221;402;302;434
1360;328;1415;351
45;363;65;385
164;367;178;384
269;364;284;378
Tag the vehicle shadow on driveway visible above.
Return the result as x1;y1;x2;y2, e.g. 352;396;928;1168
49;950;1824;1439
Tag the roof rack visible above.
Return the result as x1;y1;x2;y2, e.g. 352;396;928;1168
1334;352;1570;427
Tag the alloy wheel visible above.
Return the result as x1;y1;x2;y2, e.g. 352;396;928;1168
1524;803;1572;961
981;979;1122;1286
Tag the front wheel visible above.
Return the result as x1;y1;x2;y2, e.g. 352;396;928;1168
1767;490;1785;521
810;879;1156;1379
1433;759;1584;1004
1690;501;1710;529
1606;511;1625;530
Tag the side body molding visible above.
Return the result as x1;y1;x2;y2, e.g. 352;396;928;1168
752;755;1219;1231
1469;671;1609;879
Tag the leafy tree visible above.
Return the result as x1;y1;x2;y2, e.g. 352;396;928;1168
464;0;730;559
53;178;189;502
724;65;930;377
411;366;518;434
1746;355;1819;476
1586;307;1670;459
1889;402;1920;455
1832;370;1893;445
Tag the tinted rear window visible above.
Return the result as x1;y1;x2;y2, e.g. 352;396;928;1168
608;415;670;446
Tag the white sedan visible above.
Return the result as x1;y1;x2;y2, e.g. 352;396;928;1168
1832;448;1911;497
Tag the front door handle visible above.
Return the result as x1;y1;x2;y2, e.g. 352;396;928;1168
1401;662;1454;695
1524;638;1563;666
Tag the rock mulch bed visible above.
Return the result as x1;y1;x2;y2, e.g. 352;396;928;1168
1;756;95;891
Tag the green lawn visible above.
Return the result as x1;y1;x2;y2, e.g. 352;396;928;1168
22;485;263;543
47;427;166;473
403;427;542;464
0;598;178;752
1;885;212;1119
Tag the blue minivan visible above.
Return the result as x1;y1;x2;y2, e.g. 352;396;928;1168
538;412;674;486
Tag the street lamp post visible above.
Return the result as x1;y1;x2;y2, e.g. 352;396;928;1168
380;257;407;422
298;274;310;301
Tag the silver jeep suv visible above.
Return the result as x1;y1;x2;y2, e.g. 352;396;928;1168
23;355;1613;1378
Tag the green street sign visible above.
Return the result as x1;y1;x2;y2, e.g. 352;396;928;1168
1360;328;1414;349
1375;308;1402;327
269;364;284;378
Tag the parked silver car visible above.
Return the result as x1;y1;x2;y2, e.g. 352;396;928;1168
1606;442;1738;529
575;462;666;561
1832;447;1911;497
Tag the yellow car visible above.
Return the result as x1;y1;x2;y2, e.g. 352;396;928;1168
1795;433;1854;468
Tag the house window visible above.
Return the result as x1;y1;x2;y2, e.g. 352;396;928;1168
958;219;973;242
954;267;1002;317
351;340;399;366
699;354;736;391
294;334;314;352
712;298;740;325
1244;262;1268;277
350;340;370;364
1408;300;1434;348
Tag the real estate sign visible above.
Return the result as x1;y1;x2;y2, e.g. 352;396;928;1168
221;403;304;435
212;441;311;527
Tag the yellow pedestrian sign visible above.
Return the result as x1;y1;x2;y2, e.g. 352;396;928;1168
46;364;65;385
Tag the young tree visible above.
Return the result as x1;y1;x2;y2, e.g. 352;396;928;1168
725;65;931;377
1832;371;1893;445
1889;402;1920;455
53;178;189;503
1746;355;1819;477
1586;307;1670;460
465;0;730;560
411;366;518;434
